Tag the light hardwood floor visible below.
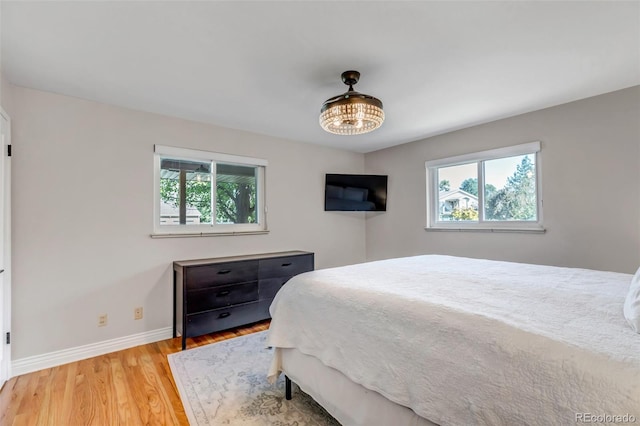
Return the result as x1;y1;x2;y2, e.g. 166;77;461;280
0;320;270;426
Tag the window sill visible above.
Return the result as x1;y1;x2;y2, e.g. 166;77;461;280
425;226;545;234
150;230;270;238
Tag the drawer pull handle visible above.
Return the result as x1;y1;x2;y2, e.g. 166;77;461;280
218;269;232;275
216;290;230;297
281;262;292;267
218;312;231;319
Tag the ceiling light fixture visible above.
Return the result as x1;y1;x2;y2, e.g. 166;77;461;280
319;70;384;136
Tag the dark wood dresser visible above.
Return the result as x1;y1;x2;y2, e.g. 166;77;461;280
173;250;314;349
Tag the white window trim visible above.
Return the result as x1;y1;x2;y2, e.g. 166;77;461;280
154;145;268;167
152;145;268;237
425;142;544;233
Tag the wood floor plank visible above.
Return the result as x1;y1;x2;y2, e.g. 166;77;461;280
14;367;43;422
109;355;138;425
140;348;181;425
0;376;21;424
68;369;89;426
57;361;79;426
0;320;270;425
33;368;55;426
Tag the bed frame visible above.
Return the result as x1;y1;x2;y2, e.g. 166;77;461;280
278;347;437;426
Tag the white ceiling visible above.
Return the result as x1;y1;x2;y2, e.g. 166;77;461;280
1;1;639;153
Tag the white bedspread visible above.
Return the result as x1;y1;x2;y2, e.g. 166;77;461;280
266;255;640;426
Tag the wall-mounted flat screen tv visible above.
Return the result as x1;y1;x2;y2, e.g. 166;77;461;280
325;174;388;211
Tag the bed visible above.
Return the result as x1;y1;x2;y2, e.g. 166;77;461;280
266;255;640;426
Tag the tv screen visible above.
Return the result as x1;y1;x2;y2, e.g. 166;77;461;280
325;174;388;211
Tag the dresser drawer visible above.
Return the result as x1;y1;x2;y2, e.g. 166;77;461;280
185;301;267;337
259;255;313;279
186;281;259;313
185;260;259;289
259;277;291;300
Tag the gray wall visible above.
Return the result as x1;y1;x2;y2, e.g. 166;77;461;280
6;82;640;362
365;86;640;273
9;85;366;359
0;72;12;114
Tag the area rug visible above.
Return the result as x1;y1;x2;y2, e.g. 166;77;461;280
167;331;340;425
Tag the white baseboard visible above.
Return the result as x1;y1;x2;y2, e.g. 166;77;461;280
11;327;173;378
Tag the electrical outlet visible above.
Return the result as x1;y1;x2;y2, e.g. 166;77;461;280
134;307;143;320
98;314;107;327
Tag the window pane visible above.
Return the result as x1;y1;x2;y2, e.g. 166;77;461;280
437;163;478;221
484;154;537;221
216;164;258;224
159;158;212;225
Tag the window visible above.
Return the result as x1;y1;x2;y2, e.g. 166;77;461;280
425;142;543;232
153;145;267;236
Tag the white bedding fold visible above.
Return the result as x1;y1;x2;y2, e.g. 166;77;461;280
266;255;640;426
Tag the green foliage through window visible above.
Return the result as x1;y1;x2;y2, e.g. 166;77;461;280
451;208;479;221
161;178;212;223
459;178;478;196
216;182;256;224
439;179;451;192
485;156;536;221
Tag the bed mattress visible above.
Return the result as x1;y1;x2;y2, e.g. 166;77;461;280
267;255;640;425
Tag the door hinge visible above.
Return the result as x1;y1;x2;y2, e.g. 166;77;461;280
5;332;9;344
7;144;11;157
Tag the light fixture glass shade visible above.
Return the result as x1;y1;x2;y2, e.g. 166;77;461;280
319;71;384;135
